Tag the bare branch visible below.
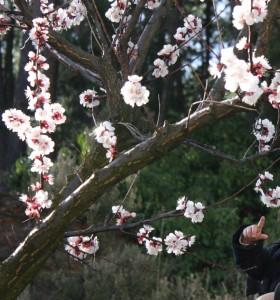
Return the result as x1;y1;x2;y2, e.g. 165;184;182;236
184;139;280;164
65;210;181;237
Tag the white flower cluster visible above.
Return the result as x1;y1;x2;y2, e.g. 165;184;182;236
2;109;31;141
79;89;100;109
157;44;181;66
2;14;66;220
38;0;86;31
29;17;49;47
19;190;51;220
176;196;205;223
0;13;10;36
48;0;87;31
152;14;202;78
105;0;161;23
152;45;180;78
164;231;195;256
112;205;136;225
232;0;268;30
209;1;280;112
105;0;129;23
137;225;195;256
265;72;280;109
94;121;117;162
137;225;162;255
65;236;99;260
220;48;271;106
253;118;275;152
121;75;150;107
255;171;280;208
174;14;202;42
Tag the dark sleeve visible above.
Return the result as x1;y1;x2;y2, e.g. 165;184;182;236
232;225;272;281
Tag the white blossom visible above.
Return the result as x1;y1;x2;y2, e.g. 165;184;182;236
184;14;202;37
145;237;162;256
2;109;31;141
112;205;136;225
152;58;169;78
137;225;154;244
253;118;275;144
236;37;249;51
164;231;193;256
65;235;99;260
232;0;268;30
158;44;180;66
176;196;205;223
267;72;280;109
184;200;205;223
79;89;100;108
94;121;117;158
31;156;53;174
121;75;150;107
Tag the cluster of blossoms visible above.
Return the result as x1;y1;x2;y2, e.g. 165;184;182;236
208;0;280;110
121;75;150;107
112;205;136;225
29;17;49;47
93;121;117;162
255;172;280;208
176;196;205;223
164;231;196;256
265;72;280;109
79;89;100;109
137;225;195;256
153;15;202;78
219;47;271;106
2;6;67;219
253;118;275;152
39;0;86;31
152;45;180;78
105;0;161;23
232;0;269;30
174;14;202;42
19;190;51;220
65;235;99;260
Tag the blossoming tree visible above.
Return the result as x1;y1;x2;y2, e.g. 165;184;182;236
0;0;279;298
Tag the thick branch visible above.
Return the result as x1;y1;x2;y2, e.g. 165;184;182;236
46;45;102;84
0;96;246;299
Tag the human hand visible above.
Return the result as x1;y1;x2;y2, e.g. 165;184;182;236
240;216;269;245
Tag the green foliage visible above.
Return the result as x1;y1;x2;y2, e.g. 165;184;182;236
76;131;90;162
6;157;31;193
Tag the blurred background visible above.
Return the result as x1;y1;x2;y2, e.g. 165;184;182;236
1;0;280;299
